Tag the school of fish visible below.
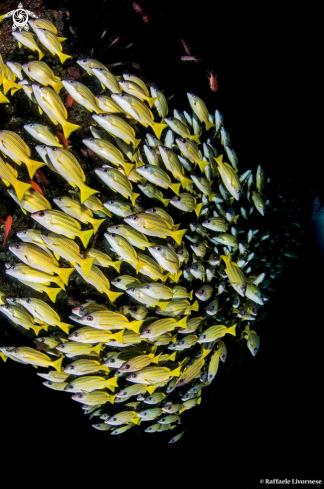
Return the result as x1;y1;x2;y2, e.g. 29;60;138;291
0;14;303;441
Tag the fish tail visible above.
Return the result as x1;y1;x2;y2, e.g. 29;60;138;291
11;85;23;96
58;52;71;64
161;272;170;284
197;397;202;405
91;217;106;234
32;325;43;336
79;229;94;248
198;159;209;172
79;184;99;205
171;183;181;196
172;228;187;246
158;301;170;312
127;320;144;334
25;158;45;179
134;138;142;149
108;393;117;404
233;215;240;224
57;267;74;286
152;122;168;139
52;80;64;94
170;365;182;377
191;300;199;311
179;406;186;414
135;259;143;274
146;385;156;395
111;260;122;273
162;198;170;208
175;316;187;329
168;352;176;361
228;323;237;336
51;355;63;372
151;353;161;364
38;48;45;60
58;321;72;334
92;343;102;356
205;120;215;131
2;77;19;95
112;330;124;344
122;162;135;177
107;290;124;304
53;275;66;290
0;352;7;362
131;416;141;425
131;192;140;207
61;119;81;140
57;37;67;42
0;90;10;103
107;375;119;388
44;286;61;303
181;176;193;189
189;134;201;144
194;202;203;217
148;96;158;108
220;254;230;265
13;179;32;202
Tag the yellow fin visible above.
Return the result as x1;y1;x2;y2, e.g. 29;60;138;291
131;192;140;207
198;159;208;172
171;183;181;196
152;122;168;139
79;229;94;248
110;260;122;273
90;217;106;234
195;202;203;217
172;228;187;246
205;120;215;131
61;120;81;139
51;355;63;372
107;290;124;304
13;180;32;202
79;183;99;205
57;267;74;286
58;321;71;334
25;158;45;179
127;320;143;334
44;286;61;303
92;343;102;356
146;385;156;395
58;52;71;64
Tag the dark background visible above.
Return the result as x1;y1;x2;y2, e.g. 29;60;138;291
1;0;323;487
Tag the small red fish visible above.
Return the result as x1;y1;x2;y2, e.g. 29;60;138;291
132;2;143;14
3;215;13;246
56;132;71;147
108;37;120;48
181;56;200;62
65;93;74;108
207;70;218;92
180;39;192;56
35;169;50;187
142;14;150;24
29;180;44;196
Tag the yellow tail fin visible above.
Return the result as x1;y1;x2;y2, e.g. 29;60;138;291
171;183;181;196
191;300;199;311
190;134;201;144
168;352;176;361
198;159;209;172
170;365;182;377
106;376;119;390
53;275;66;290
127;320;144;334
158;300;169;312
52;80;64;94
205;120;215;131
151;353;161;364
2;77;20;95
110;260;122;273
90;217;106;234
172;228;187;246
131;192;140;207
58;321;71;334
162;198;170;208
161;272;170;284
58;52;71;64
79;183;99;205
0;90;10;103
152;122;168;139
62;120;81;140
13;180;32;202
57;267;74;285
79;230;94;249
44;286;61;303
92;343;102;356
0;352;7;362
122;162;135;177
108;393;116;404
107;290;124;304
194;202;203;217
112;330;124;344
51;355;63;372
175;316;187;329
189;290;193;300
146;385;156;395
181;176;193;189
37;48;45;60
25;158;45;179
227;323;237;336
134;138;141;149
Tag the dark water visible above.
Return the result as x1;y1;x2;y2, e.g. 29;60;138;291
1;1;323;487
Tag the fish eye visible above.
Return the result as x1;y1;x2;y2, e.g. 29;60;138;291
131;215;138;220
86;315;93;321
110;359;115;363
201;334;206;339
30;124;34;127
131;374;137;378
69;365;75;369
57;197;63;201
77;394;83;399
115;226;119;229
47;381;53;385
67;384;73;389
254;347;258;352
125;364;130;369
37;338;45;343
115;278;121;282
145;329;150;334
112;417;117;421
53;148;57;152
177;250;183;255
14;243;20;249
156;246;161;251
26;298;31;303
110;339;116;342
103;168;108;172
12;348;18;353
179;340;184;345
43;232;49;237
191;264;198;269
39;211;45;217
74;332;80;337
22;230;27;234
